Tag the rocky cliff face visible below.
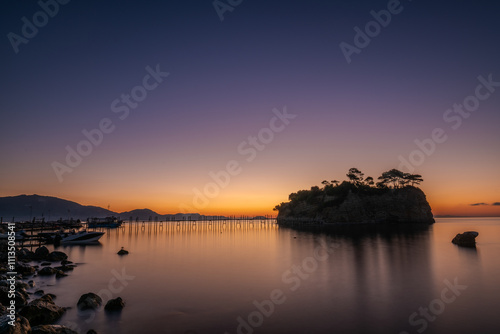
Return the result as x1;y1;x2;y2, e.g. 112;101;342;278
277;187;434;225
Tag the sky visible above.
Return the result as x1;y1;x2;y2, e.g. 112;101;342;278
1;0;499;216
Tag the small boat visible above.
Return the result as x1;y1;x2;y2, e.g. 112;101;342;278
87;216;123;228
61;230;104;244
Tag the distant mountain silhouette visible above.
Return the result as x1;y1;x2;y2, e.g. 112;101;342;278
0;194;227;222
0;194;116;221
120;209;172;221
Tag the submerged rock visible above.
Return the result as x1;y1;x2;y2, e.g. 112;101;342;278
15;263;36;276
43;294;57;300
33;247;50;261
86;330;98;334
104;297;125;311
452;231;479;247
54;264;75;272
0;286;27;308
117;247;129;255
47;251;68;262
77;293;102;310
0;281;29;292
19;295;65;326
55;270;67;279
0;315;31;334
38;267;57;276
17;248;35;261
31;325;78;334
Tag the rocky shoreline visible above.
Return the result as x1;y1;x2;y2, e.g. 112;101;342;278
0;241;124;334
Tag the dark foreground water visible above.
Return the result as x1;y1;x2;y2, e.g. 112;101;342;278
30;218;500;334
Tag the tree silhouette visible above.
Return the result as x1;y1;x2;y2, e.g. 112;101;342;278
273;202;286;211
404;173;423;186
346;168;364;186
365;176;374;186
378;169;405;188
274;167;427;214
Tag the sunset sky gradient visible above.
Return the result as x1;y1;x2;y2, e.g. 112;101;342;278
1;0;499;216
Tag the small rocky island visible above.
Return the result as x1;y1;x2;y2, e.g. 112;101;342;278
274;168;435;225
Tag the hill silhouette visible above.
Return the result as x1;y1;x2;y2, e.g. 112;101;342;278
0;194;116;221
120;209;173;221
0;194;223;222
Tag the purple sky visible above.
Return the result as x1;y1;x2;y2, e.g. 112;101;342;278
1;0;499;215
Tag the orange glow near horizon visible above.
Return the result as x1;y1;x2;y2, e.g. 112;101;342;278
429;202;500;217
3;158;499;217
12;184;499;218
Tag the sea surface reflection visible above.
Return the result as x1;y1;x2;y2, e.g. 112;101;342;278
29;218;500;334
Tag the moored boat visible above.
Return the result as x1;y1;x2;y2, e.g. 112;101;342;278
61;230;104;244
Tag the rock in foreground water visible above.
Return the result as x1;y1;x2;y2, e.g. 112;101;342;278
0;315;31;334
33;247;50;261
77;293;102;310
0;286;27;308
38;267;57;276
19;295;65;326
31;324;79;334
15;263;36;276
47;251;68;262
117;247;129;255
105;297;125;311
452;231;479;247
17;248;35;261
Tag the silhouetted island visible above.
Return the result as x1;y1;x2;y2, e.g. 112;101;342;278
274;168;435;225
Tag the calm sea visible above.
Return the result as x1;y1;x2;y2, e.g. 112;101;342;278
29;218;500;334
